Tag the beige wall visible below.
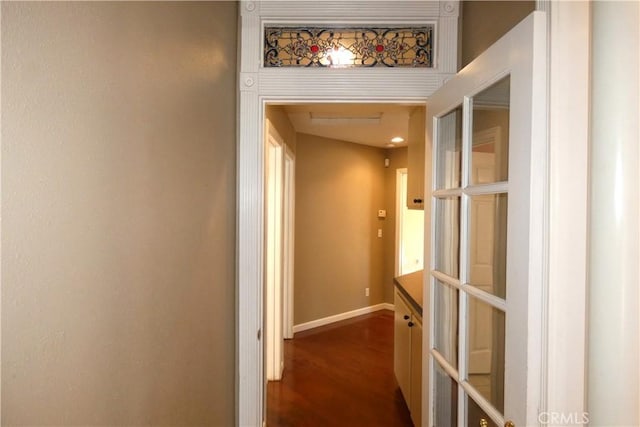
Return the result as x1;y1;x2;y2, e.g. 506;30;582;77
460;1;535;69
383;147;408;304
1;2;236;425
266;105;297;153
294;133;387;324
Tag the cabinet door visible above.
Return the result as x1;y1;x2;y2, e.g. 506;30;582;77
407;106;426;209
394;290;412;403
410;315;423;426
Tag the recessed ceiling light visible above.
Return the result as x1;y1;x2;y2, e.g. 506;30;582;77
386;143;394;148
391;136;405;143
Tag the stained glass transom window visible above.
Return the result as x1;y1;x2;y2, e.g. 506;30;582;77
264;26;434;68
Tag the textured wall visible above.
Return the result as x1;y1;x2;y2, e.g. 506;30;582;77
294;133;386;325
1;2;237;425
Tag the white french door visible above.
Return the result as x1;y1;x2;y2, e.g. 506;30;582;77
427;13;547;427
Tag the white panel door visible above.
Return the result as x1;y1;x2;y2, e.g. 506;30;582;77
282;149;295;340
468;153;496;375
428;12;547;427
265;120;284;382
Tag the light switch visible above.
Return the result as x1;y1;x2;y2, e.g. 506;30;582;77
377;209;387;218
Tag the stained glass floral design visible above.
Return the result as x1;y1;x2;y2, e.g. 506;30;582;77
264;26;433;68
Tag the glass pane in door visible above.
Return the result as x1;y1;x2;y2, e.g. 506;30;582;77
470;76;510;185
434;197;461;278
434;362;458;427
468;193;508;299
435;106;463;190
467;395;499;427
466;296;505;413
433;280;458;367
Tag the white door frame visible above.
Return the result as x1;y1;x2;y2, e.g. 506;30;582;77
237;2;590;426
237;3;459;425
536;1;591;421
395;168;408;277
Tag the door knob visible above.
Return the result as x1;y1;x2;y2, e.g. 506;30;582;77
408;321;414;327
403;315;410;320
504;422;515;427
480;419;488;427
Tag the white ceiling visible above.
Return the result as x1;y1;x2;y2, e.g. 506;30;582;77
283;103;422;148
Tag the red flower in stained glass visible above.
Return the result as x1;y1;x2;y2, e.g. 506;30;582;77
311;45;320;54
375;44;384;53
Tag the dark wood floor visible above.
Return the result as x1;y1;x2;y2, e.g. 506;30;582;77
267;310;414;427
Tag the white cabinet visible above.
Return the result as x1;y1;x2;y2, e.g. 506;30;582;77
394;290;412;403
406;106;426;210
394;287;423;426
409;315;422;426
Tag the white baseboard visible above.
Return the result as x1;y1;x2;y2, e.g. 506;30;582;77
293;302;395;333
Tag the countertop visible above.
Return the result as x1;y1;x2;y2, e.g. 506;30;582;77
393;270;424;317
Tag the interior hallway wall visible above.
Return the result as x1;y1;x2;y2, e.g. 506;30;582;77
1;2;237;425
460;1;536;69
294;133;386;325
266;105;297;153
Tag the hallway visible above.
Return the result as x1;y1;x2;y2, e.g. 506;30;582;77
267;310;414;427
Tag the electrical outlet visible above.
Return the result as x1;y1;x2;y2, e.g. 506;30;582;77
365;288;370;297
377;228;383;238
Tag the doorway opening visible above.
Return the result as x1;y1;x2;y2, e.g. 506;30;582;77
237;5;463;425
396;168;425;276
263;102;424;426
